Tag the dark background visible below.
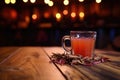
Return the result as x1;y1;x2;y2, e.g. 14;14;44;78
0;0;120;51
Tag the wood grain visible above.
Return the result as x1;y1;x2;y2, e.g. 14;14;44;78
0;47;19;63
0;47;65;80
43;47;120;80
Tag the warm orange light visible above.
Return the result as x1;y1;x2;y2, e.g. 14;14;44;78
11;9;17;19
44;12;50;18
71;12;76;18
56;13;61;21
56;13;61;19
5;0;10;4
79;12;84;18
79;12;85;20
63;0;69;6
63;10;68;15
25;16;30;23
23;0;28;3
32;14;37;20
96;0;102;3
30;0;36;3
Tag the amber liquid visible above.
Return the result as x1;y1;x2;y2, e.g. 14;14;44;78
71;37;95;57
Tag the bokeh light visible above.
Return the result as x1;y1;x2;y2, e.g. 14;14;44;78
11;0;16;4
71;12;76;18
23;0;28;3
96;0;102;3
32;14;37;20
11;9;17;19
56;13;61;21
79;12;85;18
63;0;69;6
30;0;36;3
5;0;10;4
63;10;68;15
44;0;50;4
56;13;61;19
25;16;30;23
79;0;84;2
48;1;54;7
79;12;85;20
44;12;50;18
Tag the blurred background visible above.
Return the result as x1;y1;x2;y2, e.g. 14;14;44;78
0;0;120;51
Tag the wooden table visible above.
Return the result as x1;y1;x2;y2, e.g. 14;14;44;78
0;47;120;80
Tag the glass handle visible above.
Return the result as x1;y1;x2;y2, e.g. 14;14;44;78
62;35;71;53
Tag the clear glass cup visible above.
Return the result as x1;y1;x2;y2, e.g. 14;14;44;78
62;31;97;58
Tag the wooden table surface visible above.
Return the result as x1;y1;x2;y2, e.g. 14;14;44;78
0;47;120;80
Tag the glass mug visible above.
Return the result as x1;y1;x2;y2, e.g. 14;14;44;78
62;31;97;58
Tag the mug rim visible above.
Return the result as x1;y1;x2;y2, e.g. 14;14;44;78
70;31;97;34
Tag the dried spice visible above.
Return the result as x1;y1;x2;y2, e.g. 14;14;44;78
50;52;110;66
